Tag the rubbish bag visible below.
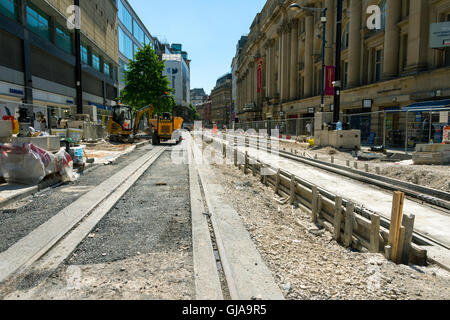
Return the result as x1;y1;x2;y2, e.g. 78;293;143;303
0;143;46;185
0;143;76;185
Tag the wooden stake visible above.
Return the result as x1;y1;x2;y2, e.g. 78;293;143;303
317;195;323;219
344;203;355;247
331;156;334;164
388;191;405;263
289;174;296;205
244;151;249;174
385;245;392;260
311;187;318;223
234;148;237;166
346;160;350;167
376;167;380;175
334;196;343;242
223;142;226;158
275;169;281;194
365;164;369;173
370;214;381;253
354;162;358;169
401;214;416;265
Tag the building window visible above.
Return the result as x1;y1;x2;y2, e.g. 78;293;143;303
342;23;349;50
133;19;145;46
0;0;17;20
343;61;349;88
374;49;383;82
133;42;141;56
56;26;72;54
119;59;127;84
92;53;100;71
379;0;387;30
27;4;50;40
445;14;450;67
118;0;132;32
104;63;110;77
81;45;88;64
119;26;133;59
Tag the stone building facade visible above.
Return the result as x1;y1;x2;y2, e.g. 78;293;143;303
210;73;232;128
234;0;450;143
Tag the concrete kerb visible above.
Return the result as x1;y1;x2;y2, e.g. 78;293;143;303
0;146;165;285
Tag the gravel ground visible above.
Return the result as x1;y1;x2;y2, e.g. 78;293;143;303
279;141;450;192
7;148;195;300
0;144;153;254
211;162;450;300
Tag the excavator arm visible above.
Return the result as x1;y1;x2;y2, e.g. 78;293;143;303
133;105;154;134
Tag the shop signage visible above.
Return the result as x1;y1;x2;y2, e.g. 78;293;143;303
9;88;23;95
430;22;450;48
363;99;373;108
257;58;263;93
308;107;315;114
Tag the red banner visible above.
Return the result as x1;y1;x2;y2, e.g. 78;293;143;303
257;58;263;93
325;65;335;96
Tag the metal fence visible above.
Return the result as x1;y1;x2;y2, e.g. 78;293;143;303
234;108;450;153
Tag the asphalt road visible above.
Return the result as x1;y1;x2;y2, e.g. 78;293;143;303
0;145;153;254
6;144;195;299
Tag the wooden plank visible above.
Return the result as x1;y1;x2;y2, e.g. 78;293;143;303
370;214;381;253
334;196;343;242
234;148;237;166
344;203;355;247
311;186;318;223
396;226;406;264
401;214;416;265
388;191;405;262
223;142;226;158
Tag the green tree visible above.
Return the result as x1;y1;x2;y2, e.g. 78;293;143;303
120;45;173;113
189;104;200;121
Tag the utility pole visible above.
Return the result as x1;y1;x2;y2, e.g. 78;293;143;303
320;8;328;112
74;0;83;115
333;0;343;123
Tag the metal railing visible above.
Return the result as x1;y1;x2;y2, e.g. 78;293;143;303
232;108;450;153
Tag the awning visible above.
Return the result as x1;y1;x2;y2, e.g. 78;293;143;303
403;99;450;112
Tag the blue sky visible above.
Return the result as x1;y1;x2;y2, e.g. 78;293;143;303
128;0;267;95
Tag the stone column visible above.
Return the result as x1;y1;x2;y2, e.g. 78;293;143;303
290;19;299;100
406;0;429;72
277;34;282;96
348;0;361;87
280;21;290;102
325;0;335;66
304;14;314;98
383;0;401;79
265;44;271;98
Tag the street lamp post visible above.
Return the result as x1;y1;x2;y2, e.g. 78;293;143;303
289;3;327;112
333;0;343;124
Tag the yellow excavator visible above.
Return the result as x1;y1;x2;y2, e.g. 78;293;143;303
107;94;183;144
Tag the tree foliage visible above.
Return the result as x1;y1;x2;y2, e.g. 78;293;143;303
120;45;173;113
189;104;200;121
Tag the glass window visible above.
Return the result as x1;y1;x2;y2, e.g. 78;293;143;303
81;45;89;64
375;49;383;82
27;5;50;40
104;63;110;77
133;42;142;56
92;53;100;71
0;0;17;20
119;59;128;84
118;0;132;32
342;24;349;50
56;26;72;54
119;26;133;59
133;20;145;46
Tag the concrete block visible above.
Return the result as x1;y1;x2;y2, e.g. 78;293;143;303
0;120;12;138
11;136;61;152
412;151;450;165
415;144;450;153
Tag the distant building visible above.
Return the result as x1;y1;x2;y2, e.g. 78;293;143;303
117;0;156;94
196;95;212;127
163;50;190;109
210;73;232;128
190;88;207;107
231;36;248;124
